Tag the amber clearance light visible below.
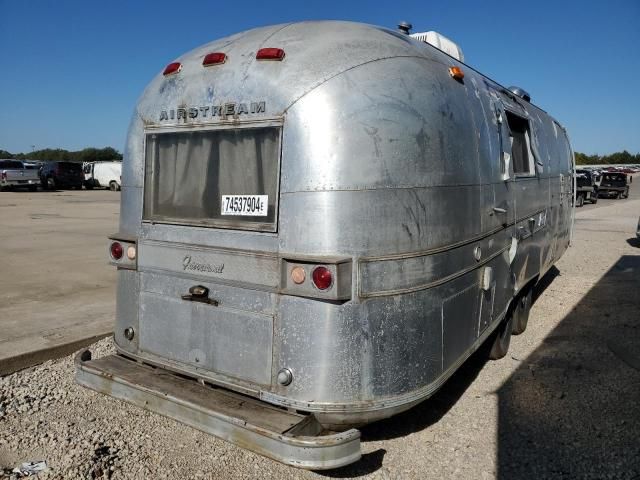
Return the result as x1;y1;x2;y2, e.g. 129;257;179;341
449;66;464;81
291;266;306;285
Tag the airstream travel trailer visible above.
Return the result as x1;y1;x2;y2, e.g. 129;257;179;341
76;21;574;469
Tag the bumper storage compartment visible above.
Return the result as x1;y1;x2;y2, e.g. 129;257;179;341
75;351;361;470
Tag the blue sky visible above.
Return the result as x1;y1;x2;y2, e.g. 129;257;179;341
0;0;638;155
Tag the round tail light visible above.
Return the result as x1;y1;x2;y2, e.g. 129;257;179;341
110;242;123;260
312;266;333;290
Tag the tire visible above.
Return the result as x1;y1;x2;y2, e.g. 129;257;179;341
590;194;598;204
488;312;514;360
616;192;622;199
28;185;37;192
85;182;94;190
47;177;56;190
40;177;48;190
576;194;584;207
512;288;533;335
109;181;119;192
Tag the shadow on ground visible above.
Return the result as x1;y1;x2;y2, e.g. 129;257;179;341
497;255;640;479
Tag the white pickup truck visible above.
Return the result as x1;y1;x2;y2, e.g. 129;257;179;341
0;159;39;191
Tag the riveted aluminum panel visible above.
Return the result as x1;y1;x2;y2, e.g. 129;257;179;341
113;269;139;354
358;228;511;297
442;283;481;369
118;186;142;239
281;56;481;195
139;292;273;385
279;187;483;257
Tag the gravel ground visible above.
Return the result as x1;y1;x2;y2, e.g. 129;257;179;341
1;191;639;480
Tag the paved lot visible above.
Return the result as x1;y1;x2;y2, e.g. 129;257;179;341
0;190;119;375
1;182;639;479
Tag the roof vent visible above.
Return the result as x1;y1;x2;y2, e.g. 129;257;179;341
398;21;412;35
508;86;531;102
410;31;464;62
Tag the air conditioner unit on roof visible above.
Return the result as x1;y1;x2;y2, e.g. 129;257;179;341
411;31;464;62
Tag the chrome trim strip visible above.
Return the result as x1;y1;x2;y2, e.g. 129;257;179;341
360;207;546;262
358;245;510;298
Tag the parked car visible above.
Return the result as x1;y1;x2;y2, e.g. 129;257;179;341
598;172;630;199
40;161;84;190
83;161;122;191
0;159;39;191
575;169;599;206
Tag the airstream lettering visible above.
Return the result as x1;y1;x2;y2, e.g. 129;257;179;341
159;101;266;121
76;21;574;469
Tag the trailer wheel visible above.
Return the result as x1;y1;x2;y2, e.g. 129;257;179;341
488;312;513;360
576;194;584;207
512;288;533;335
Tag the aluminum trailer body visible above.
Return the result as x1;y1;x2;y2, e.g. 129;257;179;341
76;20;574;468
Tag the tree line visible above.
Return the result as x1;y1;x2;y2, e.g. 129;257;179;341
0;147;122;163
1;146;638;166
574;150;639;165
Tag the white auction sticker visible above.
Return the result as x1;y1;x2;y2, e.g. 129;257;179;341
221;195;268;216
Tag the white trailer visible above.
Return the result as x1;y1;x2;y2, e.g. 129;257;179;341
83;161;122;191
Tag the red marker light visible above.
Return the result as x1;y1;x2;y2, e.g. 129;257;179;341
256;48;285;61
110;242;123;260
203;52;227;66
312;266;333;290
163;62;182;76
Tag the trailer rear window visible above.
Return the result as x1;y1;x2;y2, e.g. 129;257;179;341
143;127;281;232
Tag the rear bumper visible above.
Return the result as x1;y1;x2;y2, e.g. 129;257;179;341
75;350;361;470
1;179;37;187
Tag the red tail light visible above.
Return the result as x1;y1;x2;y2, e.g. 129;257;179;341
256;48;285;61
163;62;182;76
312;266;333;290
110;242;123;260
202;52;227;66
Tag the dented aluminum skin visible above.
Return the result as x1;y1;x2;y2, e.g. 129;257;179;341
97;20;573;447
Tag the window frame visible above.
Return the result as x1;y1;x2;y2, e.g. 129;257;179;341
504;109;537;178
141;119;284;233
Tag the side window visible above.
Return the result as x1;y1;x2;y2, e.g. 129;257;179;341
505;111;535;176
